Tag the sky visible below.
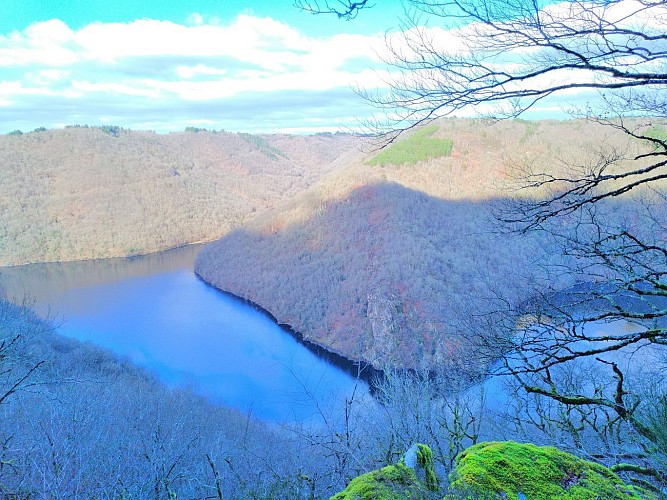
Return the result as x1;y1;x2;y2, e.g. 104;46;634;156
0;0;414;134
0;0;613;135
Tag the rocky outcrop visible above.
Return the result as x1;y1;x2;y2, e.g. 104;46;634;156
331;441;654;500
448;441;653;499
330;444;438;500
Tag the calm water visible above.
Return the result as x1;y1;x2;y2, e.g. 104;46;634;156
0;245;369;422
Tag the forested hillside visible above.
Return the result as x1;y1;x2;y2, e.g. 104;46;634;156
2;297;659;497
0;127;359;265
196;119;651;370
0;297;376;497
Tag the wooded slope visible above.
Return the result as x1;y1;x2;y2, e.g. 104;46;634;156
195;119;650;370
0;128;359;265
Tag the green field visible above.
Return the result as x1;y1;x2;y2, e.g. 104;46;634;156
368;125;453;166
644;125;667;150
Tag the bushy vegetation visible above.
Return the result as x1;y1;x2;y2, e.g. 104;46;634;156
0;297;368;497
0;298;503;497
198;181;549;371
367;125;453;166
0;128;360;265
2;295;664;497
192;118;667;494
3;118;665;496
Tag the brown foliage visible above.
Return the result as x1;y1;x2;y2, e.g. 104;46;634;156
195;119;649;370
0;128;360;265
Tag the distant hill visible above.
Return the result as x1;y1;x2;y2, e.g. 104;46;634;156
0;128;359;265
195;119;652;370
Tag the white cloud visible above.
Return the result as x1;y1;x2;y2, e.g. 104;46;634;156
1;4;624;133
371;0;667;125
175;64;228;79
0;19;77;66
0;15;384;86
186;13;205;26
0;14;394;133
71;80;161;98
24;19;74;45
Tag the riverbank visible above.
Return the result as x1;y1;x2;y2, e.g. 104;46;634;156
194;270;384;390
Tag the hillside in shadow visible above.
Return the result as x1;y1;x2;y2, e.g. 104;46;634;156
195;118;659;371
196;182;554;371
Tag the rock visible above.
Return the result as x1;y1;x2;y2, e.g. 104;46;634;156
403;443;439;491
330;443;438;500
448;441;654;499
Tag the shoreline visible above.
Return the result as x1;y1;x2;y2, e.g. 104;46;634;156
194;271;384;389
0;240;215;269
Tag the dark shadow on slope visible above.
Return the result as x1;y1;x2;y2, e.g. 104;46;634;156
195;182;553;377
195;181;663;381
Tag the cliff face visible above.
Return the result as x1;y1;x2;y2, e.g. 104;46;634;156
0;128;360;265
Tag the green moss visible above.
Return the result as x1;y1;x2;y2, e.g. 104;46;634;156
330;444;438;500
367;125;453;166
449;441;652;500
416;443;439;491
330;463;424;500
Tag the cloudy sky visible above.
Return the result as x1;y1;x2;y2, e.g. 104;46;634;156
1;0;618;135
0;0;416;134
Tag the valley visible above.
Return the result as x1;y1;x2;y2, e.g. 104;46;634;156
3;0;667;495
1;118;664;497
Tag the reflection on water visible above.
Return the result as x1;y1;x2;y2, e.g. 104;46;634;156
0;246;368;422
467;320;665;414
0;244;204;304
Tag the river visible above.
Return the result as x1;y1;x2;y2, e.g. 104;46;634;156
0;245;370;422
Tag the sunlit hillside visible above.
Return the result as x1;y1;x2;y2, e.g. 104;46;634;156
195;118;653;370
0;128;360;266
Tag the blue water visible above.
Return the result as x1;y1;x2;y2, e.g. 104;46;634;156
0;247;368;422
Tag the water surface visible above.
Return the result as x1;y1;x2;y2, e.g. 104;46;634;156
0;245;368;422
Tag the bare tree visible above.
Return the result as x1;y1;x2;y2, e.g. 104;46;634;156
294;0;373;19
311;0;667;187
408;2;667;479
0;298;48;492
298;0;667;488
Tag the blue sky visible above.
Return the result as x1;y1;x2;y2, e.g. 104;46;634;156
0;0;601;134
1;0;404;37
1;0;415;133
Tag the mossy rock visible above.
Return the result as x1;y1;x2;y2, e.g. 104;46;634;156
404;443;439;491
330;443;438;500
448;441;652;500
